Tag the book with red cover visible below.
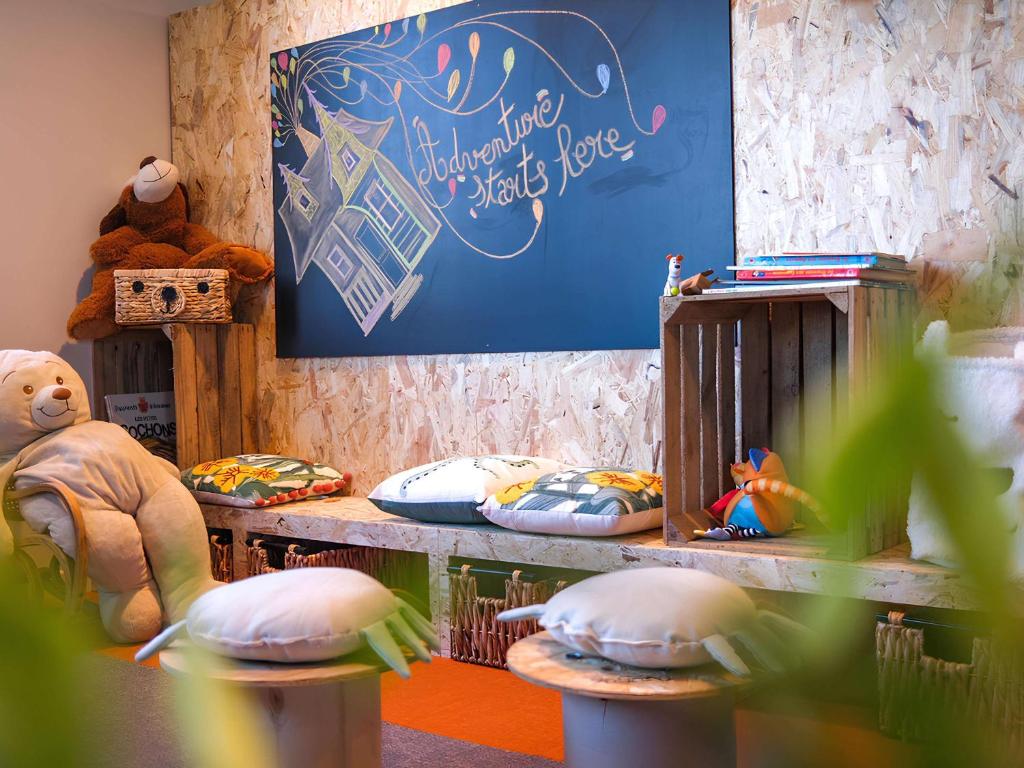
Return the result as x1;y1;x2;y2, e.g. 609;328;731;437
733;267;914;282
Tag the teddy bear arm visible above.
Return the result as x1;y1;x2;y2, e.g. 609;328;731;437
186;242;274;284
90;226;148;266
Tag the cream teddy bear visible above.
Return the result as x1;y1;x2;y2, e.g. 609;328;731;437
909;322;1024;579
0;350;217;642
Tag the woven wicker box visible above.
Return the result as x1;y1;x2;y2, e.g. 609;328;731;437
877;611;1023;756
449;564;565;669
115;268;231;325
246;537;422;593
208;531;234;583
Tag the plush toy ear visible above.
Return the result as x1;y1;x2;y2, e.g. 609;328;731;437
98;198;128;235
919;320;950;358
178;183;191;222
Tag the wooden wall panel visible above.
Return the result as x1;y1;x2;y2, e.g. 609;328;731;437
169;0;1022;494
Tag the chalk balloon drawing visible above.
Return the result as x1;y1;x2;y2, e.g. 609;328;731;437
272;0;733;357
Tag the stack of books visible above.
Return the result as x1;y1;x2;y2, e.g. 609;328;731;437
727;252;914;286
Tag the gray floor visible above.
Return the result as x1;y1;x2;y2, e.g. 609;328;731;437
80;655;560;768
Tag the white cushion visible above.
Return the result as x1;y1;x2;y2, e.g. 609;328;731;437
506;568;756;668
368;455;563;524
183;568;396;663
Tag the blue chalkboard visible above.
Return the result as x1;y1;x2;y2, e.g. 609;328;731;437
271;0;733;357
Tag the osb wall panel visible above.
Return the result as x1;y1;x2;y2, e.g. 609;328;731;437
169;0;1022;490
733;0;1022;326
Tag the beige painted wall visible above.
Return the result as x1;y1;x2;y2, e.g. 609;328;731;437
0;0;175;384
169;0;1022;490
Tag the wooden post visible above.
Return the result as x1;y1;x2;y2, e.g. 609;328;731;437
168;324;201;469
160;649;386;768
660;317;683;544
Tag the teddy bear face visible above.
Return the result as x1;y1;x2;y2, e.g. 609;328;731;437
104;157;189;236
0;350;91;456
133;157;180;204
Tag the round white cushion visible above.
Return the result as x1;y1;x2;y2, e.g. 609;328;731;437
524;568;756;668
184;568;396;663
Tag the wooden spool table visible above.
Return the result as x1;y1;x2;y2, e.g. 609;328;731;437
160;646;392;768
507;632;750;768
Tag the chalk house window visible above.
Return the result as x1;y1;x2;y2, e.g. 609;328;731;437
294;186;319;222
340;144;360;175
365;180;402;232
327;244;358;285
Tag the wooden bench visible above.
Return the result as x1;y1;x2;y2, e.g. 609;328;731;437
200;496;984;657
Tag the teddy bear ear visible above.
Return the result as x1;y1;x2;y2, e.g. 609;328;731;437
178;183;191;222
99;198;128;235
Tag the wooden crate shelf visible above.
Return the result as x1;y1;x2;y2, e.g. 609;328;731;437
660;283;916;560
92;323;258;469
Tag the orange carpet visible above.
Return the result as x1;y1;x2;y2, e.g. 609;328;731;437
96;642;160;669
381;659;564;761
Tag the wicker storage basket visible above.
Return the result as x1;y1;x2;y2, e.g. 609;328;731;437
246;537;418;587
208;532;233;583
877;611;1024;754
115;268;231;325
449;564;565;669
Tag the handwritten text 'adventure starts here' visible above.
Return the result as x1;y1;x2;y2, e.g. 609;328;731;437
413;89;639;213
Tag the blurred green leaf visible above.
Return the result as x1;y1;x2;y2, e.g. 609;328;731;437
0;557;93;767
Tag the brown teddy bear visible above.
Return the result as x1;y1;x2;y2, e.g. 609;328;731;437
68;157;273;340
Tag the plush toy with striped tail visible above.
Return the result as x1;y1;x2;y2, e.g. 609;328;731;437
695;448;824;540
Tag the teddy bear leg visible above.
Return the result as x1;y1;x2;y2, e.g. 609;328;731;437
134;478;218;623
83;505;165;642
21;497;165;642
67;269;120;341
98;583;164;644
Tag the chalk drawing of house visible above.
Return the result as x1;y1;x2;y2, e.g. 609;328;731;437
277;96;441;336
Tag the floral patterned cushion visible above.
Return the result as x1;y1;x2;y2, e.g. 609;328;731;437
479;468;664;537
181;454;352;508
